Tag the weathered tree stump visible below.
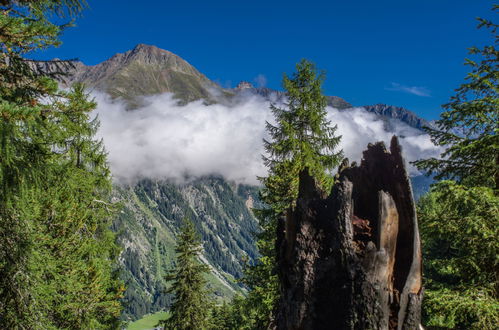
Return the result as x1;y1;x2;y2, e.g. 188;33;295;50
276;136;422;330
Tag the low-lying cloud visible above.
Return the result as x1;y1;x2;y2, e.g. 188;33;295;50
93;92;441;185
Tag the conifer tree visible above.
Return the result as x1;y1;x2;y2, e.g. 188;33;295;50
418;181;498;328
415;8;499;328
0;1;81;326
413;8;498;190
163;219;210;330
242;59;343;327
36;83;123;328
0;2;123;328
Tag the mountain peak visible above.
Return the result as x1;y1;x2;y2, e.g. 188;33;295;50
130;43;172;56
236;81;254;90
119;43;177;65
49;43;215;106
133;43;157;50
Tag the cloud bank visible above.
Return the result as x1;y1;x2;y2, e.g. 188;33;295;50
93;92;441;185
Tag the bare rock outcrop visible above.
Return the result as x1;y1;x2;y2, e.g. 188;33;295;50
276;136;422;330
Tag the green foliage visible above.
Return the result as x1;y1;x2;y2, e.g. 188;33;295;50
414;10;499;189
418;181;499;329
239;59;343;327
0;83;124;328
0;1;122;328
163;218;211;330
207;296;259;330
262;59;343;210
415;10;499;328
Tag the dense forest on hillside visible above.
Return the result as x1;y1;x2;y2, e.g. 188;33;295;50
113;178;260;319
1;1;497;330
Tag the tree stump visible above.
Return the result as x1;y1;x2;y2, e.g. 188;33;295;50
276;136;422;330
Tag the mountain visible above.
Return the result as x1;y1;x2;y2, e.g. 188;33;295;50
233;81;353;110
361;104;431;130
35;44;221;108
232;84;429;131
36;44;433;321
36;44;427;130
32;46;262;321
35;44;352;110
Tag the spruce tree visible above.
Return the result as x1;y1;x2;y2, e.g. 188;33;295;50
418;181;498;328
163;219;210;330
242;59;343;327
413;9;498;190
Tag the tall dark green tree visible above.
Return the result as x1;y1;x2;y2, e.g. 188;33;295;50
417;181;498;329
0;1;123;328
241;59;343;328
415;8;499;329
163;219;210;330
36;84;123;328
413;8;498;190
0;1;80;326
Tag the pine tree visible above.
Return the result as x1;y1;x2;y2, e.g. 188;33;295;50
0;1;80;326
163;219;210;330
242;59;343;327
35;83;123;328
418;181;498;329
0;2;123;328
413;8;499;190
414;8;499;328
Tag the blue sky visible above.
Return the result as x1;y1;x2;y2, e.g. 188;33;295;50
33;0;496;119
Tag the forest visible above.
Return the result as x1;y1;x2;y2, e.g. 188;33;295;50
0;1;497;329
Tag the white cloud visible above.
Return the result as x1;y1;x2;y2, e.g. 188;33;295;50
329;107;440;175
386;82;431;97
93;92;441;185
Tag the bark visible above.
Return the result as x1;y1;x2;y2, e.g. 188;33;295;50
276;136;423;330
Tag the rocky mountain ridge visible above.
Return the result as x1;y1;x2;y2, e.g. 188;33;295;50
35;44;429;130
361;104;430;130
234;80;353;110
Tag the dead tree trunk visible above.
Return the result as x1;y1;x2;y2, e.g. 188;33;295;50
276;136;422;330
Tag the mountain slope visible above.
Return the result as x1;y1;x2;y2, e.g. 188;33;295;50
361;104;431;130
233;81;353;110
43;44;220;107
113;178;260;320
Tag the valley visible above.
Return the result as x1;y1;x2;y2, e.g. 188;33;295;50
46;43;434;322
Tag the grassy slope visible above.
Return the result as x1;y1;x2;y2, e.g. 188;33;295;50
127;311;169;330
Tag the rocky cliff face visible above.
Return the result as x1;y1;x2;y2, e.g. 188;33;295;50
361;104;430;130
277;136;422;330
